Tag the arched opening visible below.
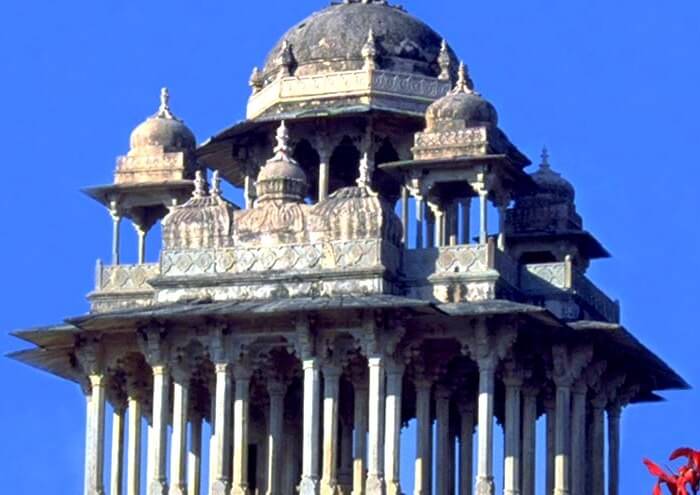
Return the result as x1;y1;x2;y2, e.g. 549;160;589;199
329;136;361;195
293;139;320;203
374;138;401;202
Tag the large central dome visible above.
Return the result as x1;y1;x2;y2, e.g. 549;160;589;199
262;1;458;80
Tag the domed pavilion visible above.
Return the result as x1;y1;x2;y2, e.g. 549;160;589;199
10;3;686;495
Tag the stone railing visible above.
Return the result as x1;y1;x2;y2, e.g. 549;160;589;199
95;261;159;293
161;239;399;278
247;69;451;118
520;260;620;323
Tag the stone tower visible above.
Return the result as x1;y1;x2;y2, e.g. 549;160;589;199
10;3;686;495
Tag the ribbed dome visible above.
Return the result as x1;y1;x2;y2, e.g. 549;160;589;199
425;63;498;131
530;149;575;201
261;1;457;80
256;122;308;204
129;88;196;153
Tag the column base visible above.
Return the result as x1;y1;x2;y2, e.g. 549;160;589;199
365;475;385;495
231;485;250;495
210;480;229;495
321;479;341;495
168;484;187;495
385;480;401;495
149;480;168;495
476;476;494;495
300;476;320;495
554;490;570;495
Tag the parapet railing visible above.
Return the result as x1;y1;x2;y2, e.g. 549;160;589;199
521;260;620;323
94;261;159;293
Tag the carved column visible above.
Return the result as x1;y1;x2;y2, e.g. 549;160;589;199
458;400;474;495
231;364;252;495
570;382;587;495
321;364;342;495
496;202;508;251
607;404;622;495
189;414;202;495
300;349;321;495
366;355;386;495
134;223;147;264
416;195;425;249
478;189;488;245
266;379;287;495
588;393;606;495
126;377;143;495
384;361;404;495
110;403;126;495
461;198;471;245
150;364;170;495
436;385;452;495
210;352;233;495
544;397;555;495
352;381;368;495
460;323;516;495
170;362;191;495
520;387;538;495
401;186;409;244
110;204;121;265
414;378;432;495
79;344;106;495
551;346;592;495
318;143;332;202
503;364;523;495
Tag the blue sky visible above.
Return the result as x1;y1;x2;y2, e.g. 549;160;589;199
0;0;698;493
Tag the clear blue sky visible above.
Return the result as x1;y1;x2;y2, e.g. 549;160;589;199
0;0;698;493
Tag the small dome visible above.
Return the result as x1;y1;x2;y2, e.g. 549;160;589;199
530;148;575;201
425;63;498;131
262;1;457;81
129;88;196;153
162;171;236;250
256;122;308;203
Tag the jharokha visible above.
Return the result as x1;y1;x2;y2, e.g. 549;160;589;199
10;2;687;495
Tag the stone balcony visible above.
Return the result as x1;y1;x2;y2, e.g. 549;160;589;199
520;261;620;323
404;241;519;303
247;68;452;119
89;261;159;312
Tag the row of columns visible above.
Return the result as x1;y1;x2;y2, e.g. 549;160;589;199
405;191;509;249
108;202;152;266
80;345;628;495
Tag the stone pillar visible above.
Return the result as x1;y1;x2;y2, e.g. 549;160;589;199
384;362;404;495
266;380;287;495
503;371;523;495
318;146;332;202
134;224;147;264
478;190;488;245
436;386;451;495
416;196;425;249
110;207;121;265
449;201;459;246
475;358;496;495
211;362;232;495
85;375;106;495
188;415;202;495
231;367;252;495
401;186;409;244
126;388;143;495
588;394;606;495
352;383;368;495
497;204;507;251
458;401;474;495
553;383;572;495
366;356;386;495
545;400;555;495
244;167;256;209
321;364;342;495
300;357;321;495
520;388;538;495
170;365;191;495
570;383;587;495
414;379;432;495
461;199;471;245
149;364;170;495
607;404;622;495
110;405;126;495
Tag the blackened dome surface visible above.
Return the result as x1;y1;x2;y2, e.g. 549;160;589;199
426;90;499;130
262;2;458;79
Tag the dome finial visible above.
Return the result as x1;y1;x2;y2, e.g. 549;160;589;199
438;39;451;81
211;170;222;198
454;62;474;93
157;87;175;119
193;170;208;198
362;28;378;71
541;146;551;170
273;121;292;161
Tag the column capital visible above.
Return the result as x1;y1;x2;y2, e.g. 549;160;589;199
137;323;169;367
550;344;593;387
76;338;104;377
502;358;528;388
460;320;517;372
